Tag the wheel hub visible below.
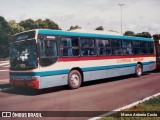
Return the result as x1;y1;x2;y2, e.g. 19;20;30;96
71;74;79;86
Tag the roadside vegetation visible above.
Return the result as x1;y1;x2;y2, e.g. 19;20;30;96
1;15;160;59
101;96;160;120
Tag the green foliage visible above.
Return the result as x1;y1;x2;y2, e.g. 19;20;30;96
101;96;160;120
1;15;160;58
35;19;45;28
0;16;11;48
0;16;61;58
108;30;119;33
8;20;25;35
42;19;60;30
19;19;37;30
35;19;61;30
124;31;135;36
124;31;152;38
69;25;81;30
153;34;160;41
140;96;160;110
135;32;152;38
19;18;61;30
101;117;159;120
0;16;11;58
95;26;104;30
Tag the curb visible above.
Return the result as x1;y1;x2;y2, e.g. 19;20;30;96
89;92;160;120
0;70;9;72
0;87;14;92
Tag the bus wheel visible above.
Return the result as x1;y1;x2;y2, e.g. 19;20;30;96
68;70;82;89
136;64;143;77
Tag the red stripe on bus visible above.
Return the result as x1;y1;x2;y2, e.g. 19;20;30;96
58;54;155;62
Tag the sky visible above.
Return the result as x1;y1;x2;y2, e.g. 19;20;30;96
0;0;160;35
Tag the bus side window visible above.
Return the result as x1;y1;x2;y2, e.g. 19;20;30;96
38;36;58;67
61;37;79;56
148;42;154;54
142;42;149;54
80;38;96;56
38;39;44;57
97;39;111;55
122;40;133;55
111;39;123;55
132;41;142;54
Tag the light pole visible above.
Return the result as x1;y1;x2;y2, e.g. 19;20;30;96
118;4;125;35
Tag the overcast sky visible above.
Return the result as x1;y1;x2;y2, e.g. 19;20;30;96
0;0;160;35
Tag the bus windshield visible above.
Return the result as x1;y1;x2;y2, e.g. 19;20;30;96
10;40;37;70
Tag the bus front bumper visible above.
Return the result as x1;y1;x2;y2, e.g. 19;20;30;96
10;79;39;89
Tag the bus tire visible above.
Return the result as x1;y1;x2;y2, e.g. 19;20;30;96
68;70;82;89
136;64;143;77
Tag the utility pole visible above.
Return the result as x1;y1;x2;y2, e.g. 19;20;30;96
118;4;125;35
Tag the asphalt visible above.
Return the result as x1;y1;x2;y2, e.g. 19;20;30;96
0;60;160;120
0;71;159;120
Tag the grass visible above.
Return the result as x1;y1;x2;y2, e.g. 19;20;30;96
101;96;160;120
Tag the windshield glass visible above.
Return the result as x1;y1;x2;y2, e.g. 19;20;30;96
10;40;37;70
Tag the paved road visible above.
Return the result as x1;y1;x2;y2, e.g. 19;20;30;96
0;68;160;119
0;61;9;80
0;60;9;70
0;61;160;120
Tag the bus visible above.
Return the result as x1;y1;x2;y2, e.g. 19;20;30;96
9;29;156;89
155;40;160;69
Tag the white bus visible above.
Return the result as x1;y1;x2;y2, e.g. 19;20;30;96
9;29;156;89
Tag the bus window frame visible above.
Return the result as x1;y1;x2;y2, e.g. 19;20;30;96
122;39;133;55
132;40;143;55
96;38;112;56
79;37;97;56
111;39;123;56
60;36;80;58
38;34;59;66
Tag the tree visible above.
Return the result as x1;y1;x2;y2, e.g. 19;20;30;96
35;19;45;29
19;19;37;30
69;25;81;30
153;34;160;41
0;16;11;49
42;19;60;30
124;31;135;36
95;26;104;30
36;19;61;29
0;16;11;58
108;30;119;33
8;20;25;35
19;18;61;30
135;32;152;38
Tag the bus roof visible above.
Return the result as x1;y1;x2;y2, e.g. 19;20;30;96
69;29;121;36
17;29;153;42
13;29;36;36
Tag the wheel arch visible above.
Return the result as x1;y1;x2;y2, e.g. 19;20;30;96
135;62;143;77
137;62;143;71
